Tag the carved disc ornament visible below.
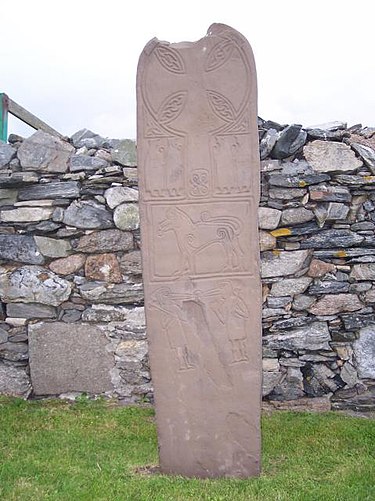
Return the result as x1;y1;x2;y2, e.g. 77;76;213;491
137;24;261;478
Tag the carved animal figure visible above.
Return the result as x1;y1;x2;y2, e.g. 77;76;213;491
158;207;245;275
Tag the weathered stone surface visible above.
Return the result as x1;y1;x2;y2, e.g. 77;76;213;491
259;128;278;160
0;235;44;264
258;207;281;230
34;236;71;258
0;266;71;306
308;281;350;294
335;174;375;186
137;25;262;478
300;229;363;249
351;142;375;173
340;362;358;388
0;170;39;187
292;294;316;311
269;173;330;188
302;363;343;396
104;187;139;208
111;139;137;167
270;277;312;297
354;326;375;379
350;263;375;280
364;288;375;303
18;181;80;201
262;370;283;397
309;294;362;316
0;143;16;168
306;128;348;141
76;229;134;253
29;322;113;395
118;250;142;276
0;340;28;362
263;322;331;351
0;362;31;397
62;200;113;229
309;184;351;203
70;129;105;149
113;203;139;231
70;154;108;172
49;254;86;275
82;304;131;322
0;188;17;206
259;231;276;251
269;316;312;332
304;140;362;172
261;250;310;278
17;131;74;173
6;303;56;319
271;125;307;159
264;396;331;412
326;202;349;221
331;383;375;412
0;207;53;222
306;121;347;132
84;253;122;283
308;259;335;278
79;282;143;304
269;187;306;200
281;207;315;226
269;367;304;400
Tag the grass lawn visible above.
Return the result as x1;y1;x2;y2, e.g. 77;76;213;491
0;396;374;501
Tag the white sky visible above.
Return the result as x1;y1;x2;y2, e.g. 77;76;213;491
1;0;374;140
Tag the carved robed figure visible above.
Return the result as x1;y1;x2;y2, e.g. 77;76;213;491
137;24;262;478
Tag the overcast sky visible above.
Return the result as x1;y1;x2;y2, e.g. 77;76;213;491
1;0;374;140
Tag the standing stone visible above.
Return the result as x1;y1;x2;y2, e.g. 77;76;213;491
137;24;262;478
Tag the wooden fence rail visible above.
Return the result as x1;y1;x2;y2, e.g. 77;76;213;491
0;93;63;142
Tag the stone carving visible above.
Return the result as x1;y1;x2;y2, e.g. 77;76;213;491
137;24;261;478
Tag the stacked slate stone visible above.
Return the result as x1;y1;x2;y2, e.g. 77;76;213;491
259;119;375;412
0;129;150;402
0;121;374;411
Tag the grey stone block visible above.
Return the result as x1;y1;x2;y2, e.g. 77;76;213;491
29;322;114;395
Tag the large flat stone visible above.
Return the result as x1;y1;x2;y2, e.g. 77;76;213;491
263;322;331;351
28;322;114;395
18;181;80;201
304;140;363;172
62;200;113;229
0;143;16;168
354;326;375;379
261;250;311;278
6;303;56;319
309;294;362;316
0;235;44;264
34;236;71;258
0;266;71;306
0;362;31;397
111;139;137;167
76;229;134;253
17;131;74;173
0;207;53;222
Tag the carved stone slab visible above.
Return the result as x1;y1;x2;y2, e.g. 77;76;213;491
137;24;261;478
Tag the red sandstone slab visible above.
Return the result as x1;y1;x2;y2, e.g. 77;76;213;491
137;24;261;478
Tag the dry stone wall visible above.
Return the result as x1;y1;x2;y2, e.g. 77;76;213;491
1;121;375;411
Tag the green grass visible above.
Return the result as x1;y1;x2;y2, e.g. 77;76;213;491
0;396;374;501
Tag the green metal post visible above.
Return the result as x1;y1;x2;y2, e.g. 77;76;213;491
0;93;9;142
